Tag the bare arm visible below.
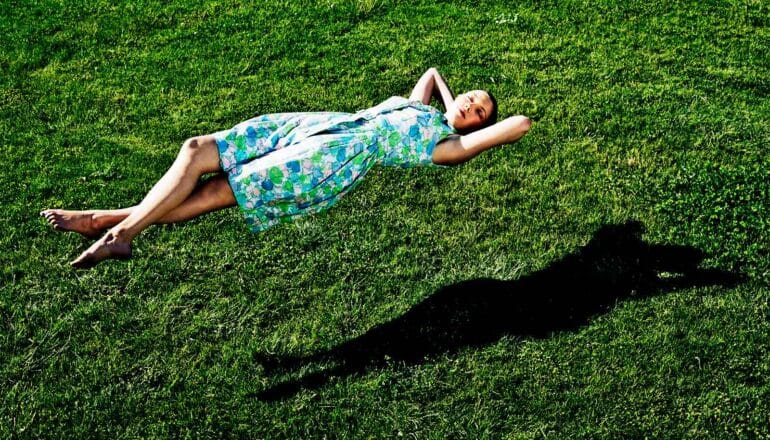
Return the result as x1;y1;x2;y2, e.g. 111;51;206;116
408;67;455;109
432;116;532;166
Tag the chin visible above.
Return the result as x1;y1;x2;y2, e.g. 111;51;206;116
449;116;465;130
455;122;481;135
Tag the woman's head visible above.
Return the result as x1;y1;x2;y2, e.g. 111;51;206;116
444;90;498;133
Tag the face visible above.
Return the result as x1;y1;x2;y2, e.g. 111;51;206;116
445;90;494;132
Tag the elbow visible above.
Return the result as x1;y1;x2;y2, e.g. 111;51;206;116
518;116;532;133
509;116;532;143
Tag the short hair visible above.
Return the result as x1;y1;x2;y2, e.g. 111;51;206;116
483;91;498;129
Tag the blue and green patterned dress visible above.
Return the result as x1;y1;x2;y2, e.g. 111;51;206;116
214;96;456;232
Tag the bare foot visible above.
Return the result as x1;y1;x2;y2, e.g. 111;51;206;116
70;231;132;269
39;209;106;239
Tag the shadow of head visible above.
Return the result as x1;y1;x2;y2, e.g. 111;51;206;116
251;221;743;401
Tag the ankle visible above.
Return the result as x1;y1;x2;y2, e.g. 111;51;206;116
91;210;125;230
106;226;133;243
90;211;109;230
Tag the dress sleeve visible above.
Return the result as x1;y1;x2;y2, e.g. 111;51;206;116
379;102;456;169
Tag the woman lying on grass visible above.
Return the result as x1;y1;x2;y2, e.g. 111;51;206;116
40;67;532;269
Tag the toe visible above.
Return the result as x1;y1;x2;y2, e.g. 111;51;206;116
70;254;94;269
70;260;88;269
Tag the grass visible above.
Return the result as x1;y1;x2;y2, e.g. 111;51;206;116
2;0;769;437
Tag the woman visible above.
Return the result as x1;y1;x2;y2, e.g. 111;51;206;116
40;68;532;269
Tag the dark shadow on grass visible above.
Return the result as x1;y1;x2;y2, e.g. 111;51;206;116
249;221;743;401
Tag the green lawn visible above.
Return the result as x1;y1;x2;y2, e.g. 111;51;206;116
2;0;769;437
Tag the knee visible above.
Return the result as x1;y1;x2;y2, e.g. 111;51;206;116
180;136;207;159
179;136;220;171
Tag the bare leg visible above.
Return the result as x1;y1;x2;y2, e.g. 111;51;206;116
69;135;223;269
40;173;237;238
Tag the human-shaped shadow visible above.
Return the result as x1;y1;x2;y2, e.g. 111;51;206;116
251;221;742;401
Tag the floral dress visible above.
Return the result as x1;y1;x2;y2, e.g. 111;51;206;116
213;96;456;232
